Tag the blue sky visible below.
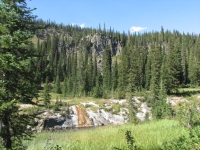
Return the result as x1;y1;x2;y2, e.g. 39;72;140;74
26;0;200;34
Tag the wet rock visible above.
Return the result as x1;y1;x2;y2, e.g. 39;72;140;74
76;106;93;127
62;116;73;128
43;116;65;128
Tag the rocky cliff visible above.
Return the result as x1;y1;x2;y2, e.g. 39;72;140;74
36;27;122;57
86;34;122;56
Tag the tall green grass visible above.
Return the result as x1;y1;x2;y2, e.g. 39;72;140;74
24;119;188;150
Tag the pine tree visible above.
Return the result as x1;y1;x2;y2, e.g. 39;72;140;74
102;45;112;97
117;46;130;98
112;58;118;91
94;70;103;98
84;68;90;96
50;34;59;80
181;42;188;86
153;57;170;119
188;49;199;86
54;75;62;94
92;56;97;88
129;46;141;92
42;77;51;108
60;41;67;81
165;37;182;93
0;0;40;149
77;49;85;96
150;44;162;101
145;53;152;90
72;52;78;96
62;77;67;97
88;53;93;92
67;76;73;94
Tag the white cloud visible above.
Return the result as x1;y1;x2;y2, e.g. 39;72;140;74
129;26;147;33
80;23;85;28
71;23;85;28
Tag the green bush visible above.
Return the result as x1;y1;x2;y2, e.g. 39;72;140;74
161;125;200;150
175;100;200;127
53;102;60;111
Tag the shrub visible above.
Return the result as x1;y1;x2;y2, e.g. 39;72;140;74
175;100;200;127
161;125;200;150
113;130;140;150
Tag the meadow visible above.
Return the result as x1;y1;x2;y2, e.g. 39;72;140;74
24;119;188;150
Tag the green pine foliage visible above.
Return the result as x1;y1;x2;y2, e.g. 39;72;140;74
112;58;118;91
150;44;162;101
54;75;62;94
0;0;40;149
28;15;200;119
62;77;67;97
117;46;130;98
34;19;200;98
93;70;103;98
42;77;51;108
102;45;112;98
188;49;199;87
165;36;182;93
103;45;112;92
129;45;142;92
1;1;200;148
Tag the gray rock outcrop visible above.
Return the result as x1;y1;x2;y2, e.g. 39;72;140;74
38;104;128;131
86;34;122;56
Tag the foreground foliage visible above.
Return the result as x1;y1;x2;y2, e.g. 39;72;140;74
161;125;200;150
0;0;39;149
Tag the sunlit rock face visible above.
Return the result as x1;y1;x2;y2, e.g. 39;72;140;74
136;103;151;121
41;105;128;130
75;106;94;127
129;97;152;121
86;34;122;56
35;98;153;131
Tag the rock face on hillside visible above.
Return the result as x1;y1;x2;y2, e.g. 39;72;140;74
86;34;122;56
37;26;122;57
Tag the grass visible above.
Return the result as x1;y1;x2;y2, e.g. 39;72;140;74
172;87;200;97
21;87;199;149
24;119;188;150
49;93;109;110
169;87;200;106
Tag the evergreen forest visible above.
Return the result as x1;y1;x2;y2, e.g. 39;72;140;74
34;20;200;114
1;0;200;149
